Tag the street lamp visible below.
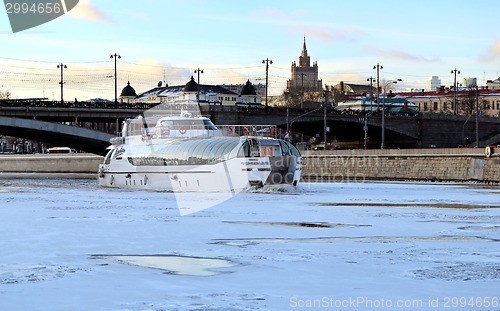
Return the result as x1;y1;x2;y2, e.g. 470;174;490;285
194;68;204;108
381;79;401;149
57;63;67;103
475;85;479;147
373;64;383;110
110;53;121;104
299;73;307;109
262;58;272;109
364;77;376;149
451;68;460;115
322;86;332;150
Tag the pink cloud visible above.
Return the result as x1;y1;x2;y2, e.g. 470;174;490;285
69;0;110;23
258;7;361;43
479;39;500;62
365;45;441;62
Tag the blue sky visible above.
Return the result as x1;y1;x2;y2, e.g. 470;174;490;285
1;0;500;100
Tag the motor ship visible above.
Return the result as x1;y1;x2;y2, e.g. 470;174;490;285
98;110;301;192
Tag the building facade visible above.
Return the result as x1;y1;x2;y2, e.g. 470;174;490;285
133;77;261;106
487;77;500;90
426;76;441;91
401;88;500;117
286;37;323;94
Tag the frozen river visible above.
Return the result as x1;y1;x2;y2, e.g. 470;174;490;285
0;179;499;310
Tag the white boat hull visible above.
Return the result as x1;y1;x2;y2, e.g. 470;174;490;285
98;156;301;192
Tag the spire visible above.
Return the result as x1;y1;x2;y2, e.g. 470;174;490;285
298;35;310;67
301;35;307;57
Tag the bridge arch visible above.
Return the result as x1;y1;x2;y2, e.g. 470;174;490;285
0;116;113;155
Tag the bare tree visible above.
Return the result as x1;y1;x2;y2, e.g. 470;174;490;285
284;90;324;108
457;86;480;116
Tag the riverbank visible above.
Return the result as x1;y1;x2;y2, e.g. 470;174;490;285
302;148;500;183
0;153;102;176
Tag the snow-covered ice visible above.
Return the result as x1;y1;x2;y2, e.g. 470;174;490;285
0;179;499;310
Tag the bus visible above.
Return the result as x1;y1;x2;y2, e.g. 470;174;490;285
46;147;75;154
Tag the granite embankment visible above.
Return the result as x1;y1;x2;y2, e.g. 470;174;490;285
1;149;499;183
0;153;103;178
301;148;500;183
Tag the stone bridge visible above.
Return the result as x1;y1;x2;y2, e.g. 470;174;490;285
0;116;113;155
1;100;499;152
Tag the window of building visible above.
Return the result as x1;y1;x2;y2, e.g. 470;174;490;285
443;102;448;111
433;102;438;111
424;102;428;111
483;101;490;109
497;101;500;110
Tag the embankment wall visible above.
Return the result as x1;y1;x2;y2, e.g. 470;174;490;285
301;148;500;183
0;154;103;174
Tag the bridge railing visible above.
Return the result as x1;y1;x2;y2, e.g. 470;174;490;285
0;99;156;110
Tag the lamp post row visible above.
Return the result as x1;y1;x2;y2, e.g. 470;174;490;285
57;57;479;148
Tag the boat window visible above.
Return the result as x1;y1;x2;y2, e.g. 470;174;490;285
129;137;240;166
104;149;114;165
203;119;218;130
279;140;301;156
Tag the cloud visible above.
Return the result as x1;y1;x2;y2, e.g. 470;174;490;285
69;0;110;23
259;7;361;43
364;45;441;62
479;39;500;62
297;24;362;42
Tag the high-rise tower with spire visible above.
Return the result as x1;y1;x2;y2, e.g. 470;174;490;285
286;36;323;94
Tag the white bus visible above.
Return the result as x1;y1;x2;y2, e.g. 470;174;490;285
46;147;75;154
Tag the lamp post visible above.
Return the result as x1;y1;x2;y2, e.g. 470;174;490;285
381;79;401;149
286;99;290;142
373;64;383;110
299;73;307;109
110;53;121;104
451;68;460;115
57;63;67;103
322;86;331;150
475;85;479;147
367;77;376;111
262;58;272;110
194;68;204;108
364;77;376;149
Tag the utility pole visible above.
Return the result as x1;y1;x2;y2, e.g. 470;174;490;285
110;53;121;104
57;63;67;103
323;86;329;150
299;73;307;109
373;64;383;110
194;68;204;108
262;58;272;110
364;77;376;149
476;85;479;147
367;77;376;111
451;68;460;115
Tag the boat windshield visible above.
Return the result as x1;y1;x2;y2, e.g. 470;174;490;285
279;140;301;156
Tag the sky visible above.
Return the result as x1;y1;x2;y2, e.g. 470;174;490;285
1;0;500;100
